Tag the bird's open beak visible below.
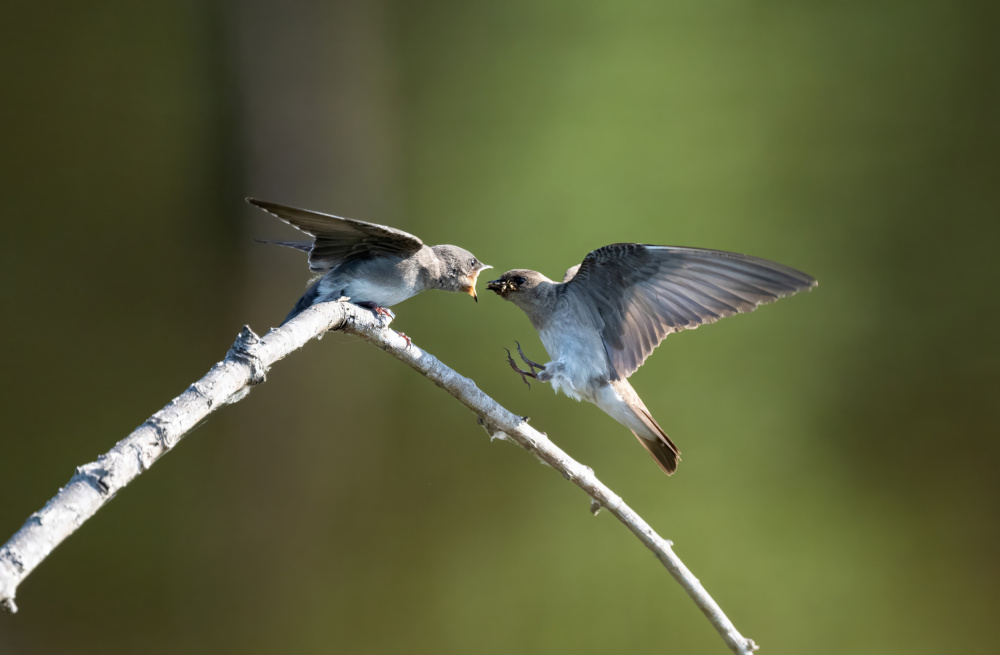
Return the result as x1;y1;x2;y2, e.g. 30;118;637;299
466;265;492;302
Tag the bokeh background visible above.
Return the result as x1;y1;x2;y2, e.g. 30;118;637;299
2;1;997;653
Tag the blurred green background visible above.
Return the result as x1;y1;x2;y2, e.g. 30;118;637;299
1;1;997;653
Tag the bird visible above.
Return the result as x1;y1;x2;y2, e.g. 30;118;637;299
248;198;492;325
486;243;816;475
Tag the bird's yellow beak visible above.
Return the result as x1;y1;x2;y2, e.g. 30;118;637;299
466;264;492;302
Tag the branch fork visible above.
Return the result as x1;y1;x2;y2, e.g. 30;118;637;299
0;301;758;654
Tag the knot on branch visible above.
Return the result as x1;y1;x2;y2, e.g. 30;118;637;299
227;326;267;385
1;548;25;575
145;415;171;452
477;417;512;442
76;463;112;496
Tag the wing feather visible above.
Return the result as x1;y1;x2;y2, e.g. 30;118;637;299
565;243;816;379
248;198;424;272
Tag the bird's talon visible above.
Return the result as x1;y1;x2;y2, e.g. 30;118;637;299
515;340;545;373
505;348;537;388
396;331;412;348
356;301;395;324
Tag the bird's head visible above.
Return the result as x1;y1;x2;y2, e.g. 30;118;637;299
486;270;551;308
432;245;492;301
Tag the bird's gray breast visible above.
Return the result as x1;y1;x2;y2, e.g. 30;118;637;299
535;293;612;401
317;251;432;307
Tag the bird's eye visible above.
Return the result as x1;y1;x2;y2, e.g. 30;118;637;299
469;258;477;268
511;276;526;287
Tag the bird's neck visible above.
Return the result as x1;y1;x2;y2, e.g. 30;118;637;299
418;247;448;290
515;281;559;330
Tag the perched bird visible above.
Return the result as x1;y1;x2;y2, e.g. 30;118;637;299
249;198;491;324
487;243;816;475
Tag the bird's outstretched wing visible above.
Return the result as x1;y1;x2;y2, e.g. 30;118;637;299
564;243;817;379
248;198;424;272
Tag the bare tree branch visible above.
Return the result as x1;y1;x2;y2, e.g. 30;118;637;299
0;302;758;654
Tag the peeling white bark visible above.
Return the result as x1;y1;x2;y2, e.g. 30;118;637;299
0;301;758;654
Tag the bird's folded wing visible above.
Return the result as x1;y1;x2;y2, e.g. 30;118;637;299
565;243;817;379
248;198;424;272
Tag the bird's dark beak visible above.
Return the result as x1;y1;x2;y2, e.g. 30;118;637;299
487;279;505;296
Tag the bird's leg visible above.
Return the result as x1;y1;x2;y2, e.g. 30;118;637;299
355;301;395;323
514;341;546;374
505;348;538;389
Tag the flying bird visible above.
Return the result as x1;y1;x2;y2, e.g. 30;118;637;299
249;198;491;324
487;243;816;475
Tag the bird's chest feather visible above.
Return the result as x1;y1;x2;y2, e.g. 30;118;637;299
320;258;425;307
340;277;416;307
536;313;610;402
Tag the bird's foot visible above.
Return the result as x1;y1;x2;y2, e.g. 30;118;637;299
505;347;538;389
355;301;395;324
514;340;546;373
396;331;412;349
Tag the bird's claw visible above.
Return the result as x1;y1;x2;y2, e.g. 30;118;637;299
514;340;545;373
505;347;538;389
396;331;412;349
356;301;395;324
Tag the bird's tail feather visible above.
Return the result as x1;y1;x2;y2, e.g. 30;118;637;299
607;379;680;475
281;279;322;325
633;422;680;476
